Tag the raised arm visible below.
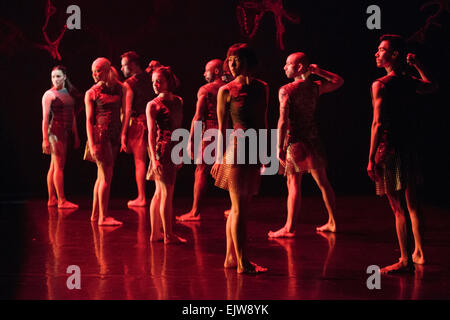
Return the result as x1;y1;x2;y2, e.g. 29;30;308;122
367;80;384;181
309;64;344;95
120;82;133;152
42;90;54;154
407;53;438;94
277;87;289;166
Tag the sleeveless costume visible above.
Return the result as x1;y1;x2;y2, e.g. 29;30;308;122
146;95;183;185
211;79;267;195
372;73;422;196
281;79;327;175
46;88;75;156
84;82;122;165
125;72;155;153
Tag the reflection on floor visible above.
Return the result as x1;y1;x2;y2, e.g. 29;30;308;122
1;195;449;299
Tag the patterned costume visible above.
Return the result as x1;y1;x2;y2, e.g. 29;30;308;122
372;74;422;196
146;95;183;185
125;72;154;153
46;88;75;156
211;79;267;195
84;83;123;165
281;79;327;175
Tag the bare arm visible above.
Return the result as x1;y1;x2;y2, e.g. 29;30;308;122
146;101;160;171
212;86;229;169
309;64;344;95
277;87;289;166
42;90;54;153
120;82;133;152
367;81;384;180
188;89;208;157
407;53;438;94
71;108;80;149
85;89;97;154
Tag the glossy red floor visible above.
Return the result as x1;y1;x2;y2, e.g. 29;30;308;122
1;195;449;300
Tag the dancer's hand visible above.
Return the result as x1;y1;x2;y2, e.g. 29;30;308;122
367;161;376;181
407;53;419;68
211;162;220;177
120;134;128;153
91;144;101;161
42;140;51;154
277;148;286;167
153;160;162;176
309;64;320;74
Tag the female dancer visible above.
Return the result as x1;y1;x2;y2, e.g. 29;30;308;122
211;43;268;274
42;65;80;209
146;66;186;244
84;57;125;226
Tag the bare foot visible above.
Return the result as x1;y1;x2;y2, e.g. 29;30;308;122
58;200;79;209
381;260;414;274
268;227;295;238
316;222;336;233
238;261;268;274
150;235;164;242
176;211;201;222
164;234;187;245
127;198;146;207
224;256;237;269
412;251;426;265
48;199;58;207
98;217;123;227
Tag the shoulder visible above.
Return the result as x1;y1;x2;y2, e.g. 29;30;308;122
198;85;209;96
43;89;56;100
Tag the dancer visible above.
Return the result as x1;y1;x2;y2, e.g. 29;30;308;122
146;66;186;244
211;43;268;274
268;52;343;238
84;57;126;226
368;35;436;273
42;65;80;209
177;59;225;221
120;51;155;207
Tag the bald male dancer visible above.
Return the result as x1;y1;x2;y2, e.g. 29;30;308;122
120;51;155;207
268;52;344;238
177;59;225;221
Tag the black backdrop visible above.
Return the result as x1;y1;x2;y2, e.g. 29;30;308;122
1;0;449;206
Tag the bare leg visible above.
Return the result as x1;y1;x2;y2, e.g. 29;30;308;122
310;168;336;233
381;191;414;274
128;145;147;207
159;182;186;245
405;185;425;264
268;173;301;238
91;168;100;221
229;190;266;274
47;159;57;206
177;165;208;221
150;181;163;242
224;206;237;268
97;160;122;227
52;152;78;209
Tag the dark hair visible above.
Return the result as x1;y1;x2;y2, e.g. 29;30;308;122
154;66;180;92
121;51;141;68
226;43;258;73
52;65;80;99
379;34;406;69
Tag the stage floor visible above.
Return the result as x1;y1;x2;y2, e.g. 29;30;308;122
1;195;449;300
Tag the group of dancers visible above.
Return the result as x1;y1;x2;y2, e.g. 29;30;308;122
42;36;436;274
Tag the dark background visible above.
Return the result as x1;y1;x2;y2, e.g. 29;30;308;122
1;0;449;206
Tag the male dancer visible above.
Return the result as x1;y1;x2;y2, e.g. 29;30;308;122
120;51;155;207
268;52;343;238
177;59;225;221
368;35;436;273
